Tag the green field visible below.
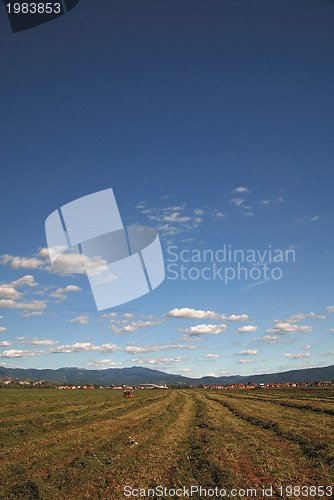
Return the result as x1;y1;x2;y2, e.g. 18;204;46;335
0;387;333;499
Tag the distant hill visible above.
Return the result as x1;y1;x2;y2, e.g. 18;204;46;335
0;364;333;386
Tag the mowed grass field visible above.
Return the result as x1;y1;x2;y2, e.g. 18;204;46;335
0;387;333;499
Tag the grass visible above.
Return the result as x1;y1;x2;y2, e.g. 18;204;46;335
0;387;333;499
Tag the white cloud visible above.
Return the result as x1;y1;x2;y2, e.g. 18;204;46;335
321;351;334;357
131;356;184;365
0;327;7;332
204;354;219;360
265;322;312;335
326;329;334;332
110;318;164;334
236;325;258;334
235;350;259;356
303;345;311;350
20;311;44;319
0;286;22;300
310;216;319;222
123;313;134;319
227;314;249;322
205;370;228;377
11;275;38;288
22;338;59;346
0;299;47;311
124;343;198;354
0;254;45;270
194;209;203;215
239;359;252;363
231;198;245;207
327;306;334;313
163;212;191;223
67;315;89;326
50;285;82;301
177;334;205;342
283;352;310;359
177;324;227;336
0;340;11;347
85;359;122;367
233;187;250;193
101;312;117;319
283;312;321;323
48;343;119;354
252;335;280;344
216;212;225;217
0;349;38;358
166;308;224;320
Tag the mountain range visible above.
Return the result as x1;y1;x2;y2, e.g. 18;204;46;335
0;364;333;386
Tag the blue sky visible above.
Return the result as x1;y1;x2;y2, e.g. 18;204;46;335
0;0;333;378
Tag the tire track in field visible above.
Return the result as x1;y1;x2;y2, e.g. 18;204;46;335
221;393;334;416
166;392;238;491
0;391;175;466
202;394;333;494
78;391;195;500
206;394;334;466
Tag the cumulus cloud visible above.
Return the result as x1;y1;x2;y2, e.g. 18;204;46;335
265;323;312;335
131;356;184;365
0;339;120;358
11;275;38;288
233;187;250;193
227;314;249;322
20;311;44;319
85;359;122;367
236;325;258;334
48;342;119;354
235;350;259;356
231;198;245;207
303;345;311;350
283;312;324;323
67;315;89;326
0;340;11;347
0;299;47;311
177;324;227;336
50;285;82;301
0;349;38;358
166;308;223;320
283;352;310;359
163;212;191;223
204;354;219;360
0;254;45;270
109;318;164;334
252;335;280;344
21;338;59;346
0;286;22;300
101;312;117;319
124;343;198;354
0;327;7;332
